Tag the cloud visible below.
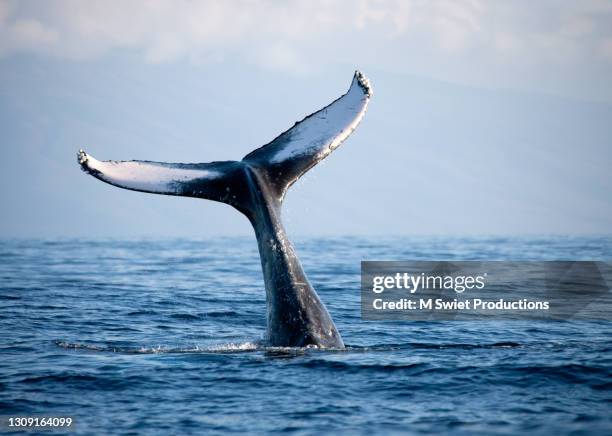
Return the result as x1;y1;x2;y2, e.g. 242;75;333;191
1;0;611;100
0;0;609;63
0;0;350;63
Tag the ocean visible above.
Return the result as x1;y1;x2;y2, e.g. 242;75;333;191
0;236;611;434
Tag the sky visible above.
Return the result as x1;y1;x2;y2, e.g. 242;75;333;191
1;0;611;238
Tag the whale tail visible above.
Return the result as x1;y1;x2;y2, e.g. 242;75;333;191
77;71;372;211
77;71;372;348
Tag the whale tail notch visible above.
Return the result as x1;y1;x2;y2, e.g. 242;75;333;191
77;71;372;209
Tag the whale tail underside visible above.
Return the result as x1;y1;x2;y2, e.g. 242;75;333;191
77;71;372;208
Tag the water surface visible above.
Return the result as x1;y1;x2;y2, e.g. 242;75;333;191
1;237;611;434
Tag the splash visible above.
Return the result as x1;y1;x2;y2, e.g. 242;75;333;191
54;340;262;354
54;340;522;355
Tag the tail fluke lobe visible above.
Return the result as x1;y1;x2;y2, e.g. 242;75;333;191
77;149;247;208
242;71;372;201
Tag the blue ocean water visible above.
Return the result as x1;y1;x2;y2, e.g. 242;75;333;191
0;236;611;435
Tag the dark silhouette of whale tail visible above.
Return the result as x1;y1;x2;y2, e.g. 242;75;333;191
77;71;372;348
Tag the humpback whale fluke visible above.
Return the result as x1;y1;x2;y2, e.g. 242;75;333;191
77;71;373;348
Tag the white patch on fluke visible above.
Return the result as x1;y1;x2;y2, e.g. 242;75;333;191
271;71;372;164
78;149;220;193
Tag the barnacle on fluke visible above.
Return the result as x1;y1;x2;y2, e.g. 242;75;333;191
355;70;373;97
